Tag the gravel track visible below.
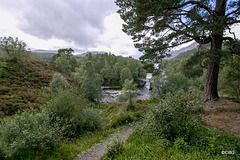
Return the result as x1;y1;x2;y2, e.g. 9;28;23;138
74;125;135;160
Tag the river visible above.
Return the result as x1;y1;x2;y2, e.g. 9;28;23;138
100;73;152;103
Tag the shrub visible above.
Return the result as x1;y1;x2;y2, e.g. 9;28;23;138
118;79;137;110
0;109;62;158
173;137;189;152
106;137;124;158
147;90;202;142
46;88;104;138
152;73;190;98
50;73;69;93
110;113;134;128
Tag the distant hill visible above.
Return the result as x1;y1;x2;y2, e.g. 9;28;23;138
166;42;211;59
75;51;107;57
32;49;57;59
33;49;108;59
169;42;198;59
175;43;211;59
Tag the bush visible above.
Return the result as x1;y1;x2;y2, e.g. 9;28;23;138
0;109;62;158
118;79;137;110
147;90;202;142
173;138;189;152
50;73;69;93
110;114;134;128
106;137;124;158
152;73;190;98
46;88;104;138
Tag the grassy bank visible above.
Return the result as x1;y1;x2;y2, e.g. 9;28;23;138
101;91;240;160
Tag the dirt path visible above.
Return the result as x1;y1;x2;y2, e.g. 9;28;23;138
74;125;135;160
203;98;240;137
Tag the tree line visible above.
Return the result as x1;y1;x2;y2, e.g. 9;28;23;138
51;50;147;101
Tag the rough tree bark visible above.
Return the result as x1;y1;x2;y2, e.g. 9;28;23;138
204;54;221;101
204;35;224;101
203;0;226;101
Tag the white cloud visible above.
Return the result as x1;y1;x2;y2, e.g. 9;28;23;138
93;13;142;58
229;24;240;39
0;0;118;49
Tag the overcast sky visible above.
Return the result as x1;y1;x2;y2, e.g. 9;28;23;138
0;0;142;58
0;0;239;59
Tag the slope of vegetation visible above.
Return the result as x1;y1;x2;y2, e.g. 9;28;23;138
0;59;57;115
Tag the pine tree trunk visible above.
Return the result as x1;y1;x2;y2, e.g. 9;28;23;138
203;0;226;101
204;60;220;101
204;36;222;101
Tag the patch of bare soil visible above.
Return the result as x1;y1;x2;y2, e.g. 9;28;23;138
203;98;240;137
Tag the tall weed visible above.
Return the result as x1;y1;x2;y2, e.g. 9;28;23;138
106;137;124;158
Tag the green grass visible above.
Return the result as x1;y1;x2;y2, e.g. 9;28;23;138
102;100;150;127
101;92;240;160
101;128;240;160
45;127;123;160
8;127;123;160
101;126;240;160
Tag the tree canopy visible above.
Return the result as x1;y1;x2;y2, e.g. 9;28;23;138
75;53;146;87
116;0;240;101
0;36;42;62
58;48;74;60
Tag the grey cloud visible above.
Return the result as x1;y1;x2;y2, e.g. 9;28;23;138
1;0;117;48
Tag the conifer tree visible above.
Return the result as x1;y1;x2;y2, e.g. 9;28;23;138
116;0;240;101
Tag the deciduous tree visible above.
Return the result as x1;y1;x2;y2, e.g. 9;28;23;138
118;79;137;109
0;36;29;61
120;67;133;85
81;61;102;101
55;53;70;74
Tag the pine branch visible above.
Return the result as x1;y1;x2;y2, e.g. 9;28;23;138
226;20;240;25
169;1;215;16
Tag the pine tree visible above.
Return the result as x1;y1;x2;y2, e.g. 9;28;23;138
116;0;240;101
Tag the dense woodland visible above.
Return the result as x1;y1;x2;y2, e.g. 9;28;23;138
49;47;146;101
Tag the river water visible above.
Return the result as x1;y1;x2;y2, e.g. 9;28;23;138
100;73;152;103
